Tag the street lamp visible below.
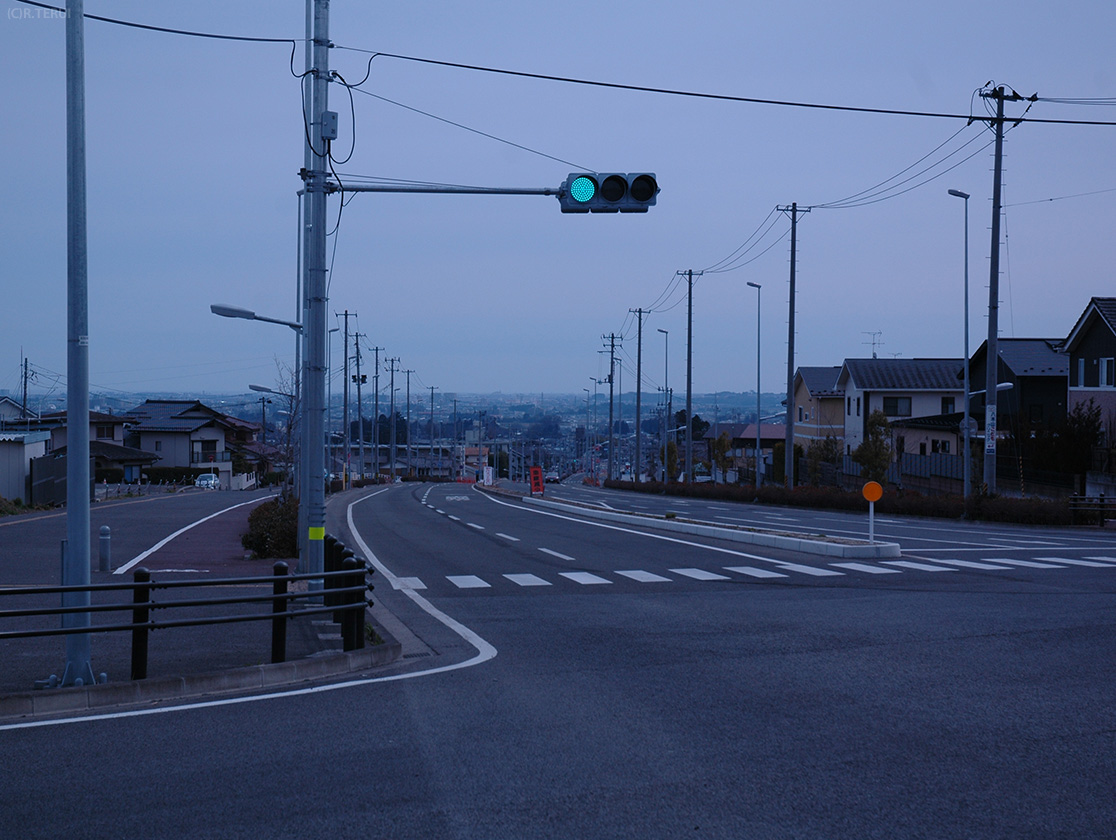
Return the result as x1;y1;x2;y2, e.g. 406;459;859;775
747;282;762;488
947;189;971;501
213;304;313;576
657;328;669;482
210;303;302;333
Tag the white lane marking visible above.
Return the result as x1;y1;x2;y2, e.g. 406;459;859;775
560;571;612;585
1084;556;1116;564
435;509;446;515
448;575;490;589
615;570;672;583
770;562;845;577
830;562;902;575
0;487;495;733
115;495;277;575
496;533;521;542
448;515;461;522
446;495;471;501
504;573;551;587
1035;557;1116;568
883;561;957;572
539;548;576;562
981;558;1065;569
670;568;731;581
467;523;485;530
478;492;792;567
397;576;427;590
725;566;787;579
931;558;1014;570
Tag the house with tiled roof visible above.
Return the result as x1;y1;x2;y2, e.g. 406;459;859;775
1064;297;1116;442
124;400;243;486
791;366;844;450
967;338;1068;431
836;358;964;454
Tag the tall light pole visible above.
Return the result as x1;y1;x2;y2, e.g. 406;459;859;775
747;282;762;488
658;328;669;482
949;189;972;502
300;0;332;586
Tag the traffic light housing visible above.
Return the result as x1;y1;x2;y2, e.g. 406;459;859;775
559;172;658;213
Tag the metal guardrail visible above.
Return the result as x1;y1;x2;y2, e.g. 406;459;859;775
1068;494;1113;527
0;534;374;681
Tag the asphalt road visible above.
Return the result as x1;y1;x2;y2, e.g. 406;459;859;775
2;483;1114;839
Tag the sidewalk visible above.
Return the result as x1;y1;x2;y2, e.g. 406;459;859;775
0;496;400;720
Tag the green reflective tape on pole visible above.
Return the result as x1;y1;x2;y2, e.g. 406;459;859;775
309;527;325;541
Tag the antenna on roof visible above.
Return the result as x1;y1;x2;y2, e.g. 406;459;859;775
862;330;884;359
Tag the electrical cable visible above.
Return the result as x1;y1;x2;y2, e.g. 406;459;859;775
13;0;305;74
17;1;1116;126
347;86;592;171
334;46;1116;126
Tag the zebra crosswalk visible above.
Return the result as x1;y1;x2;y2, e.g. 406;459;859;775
393;554;1116;592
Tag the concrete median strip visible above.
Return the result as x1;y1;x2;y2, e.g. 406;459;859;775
517;494;902;559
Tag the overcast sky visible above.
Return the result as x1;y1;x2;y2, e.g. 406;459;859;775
2;1;1113;406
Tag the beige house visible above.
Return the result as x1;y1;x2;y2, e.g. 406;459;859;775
791;366;844;452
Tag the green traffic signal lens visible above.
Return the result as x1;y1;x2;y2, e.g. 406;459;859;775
570;176;597;203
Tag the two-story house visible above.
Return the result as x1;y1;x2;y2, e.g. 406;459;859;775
836;358;964;455
791;366;844;451
967;338;1068;432
1064;297;1116;442
125;400;242;486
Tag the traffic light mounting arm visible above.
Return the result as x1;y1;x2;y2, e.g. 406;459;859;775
327;173;658;213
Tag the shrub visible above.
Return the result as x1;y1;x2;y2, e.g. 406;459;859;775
241;495;299;559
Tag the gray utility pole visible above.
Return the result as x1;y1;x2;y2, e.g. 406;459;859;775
747;282;762;488
61;0;95;687
429;385;438;478
388;358;398;481
658;328;669;482
298;0;332;586
404;370;414;477
370;345;382;478
630;308;644;483
777;204;808;488
604;334;618;481
981;85;1028;495
676;270;702;483
340;310;353;488
354;333;365;481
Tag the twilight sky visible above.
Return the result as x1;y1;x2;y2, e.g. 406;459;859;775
2;0;1113;405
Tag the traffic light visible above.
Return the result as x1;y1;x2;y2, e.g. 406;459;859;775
558;173;658;213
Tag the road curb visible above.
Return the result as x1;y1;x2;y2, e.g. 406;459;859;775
513;493;902;559
0;609;402;722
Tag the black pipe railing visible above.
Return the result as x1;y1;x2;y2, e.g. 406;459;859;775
0;534;374;682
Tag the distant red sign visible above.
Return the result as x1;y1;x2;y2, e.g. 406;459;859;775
529;466;545;495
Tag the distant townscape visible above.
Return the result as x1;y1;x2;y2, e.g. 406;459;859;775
2;296;1114;506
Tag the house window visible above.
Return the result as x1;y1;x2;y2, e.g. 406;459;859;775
1077;358;1086;387
798;407;804;422
941;397;955;415
856;397;861;417
882;396;912;416
154;440;162;452
932;439;940;453
941;440;950;454
1102;358;1115;387
847;397;852;416
96;425;113;439
919;442;926;455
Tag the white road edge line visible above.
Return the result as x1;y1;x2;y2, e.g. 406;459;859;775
0;487;496;732
114;495;277;575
